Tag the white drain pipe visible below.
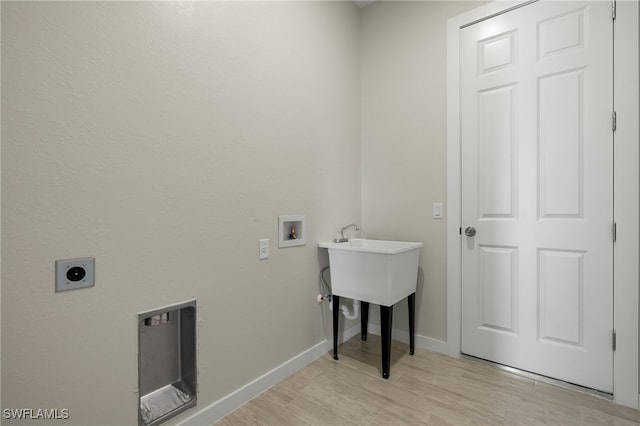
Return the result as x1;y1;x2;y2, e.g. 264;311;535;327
324;297;359;320
340;299;360;320
319;266;360;319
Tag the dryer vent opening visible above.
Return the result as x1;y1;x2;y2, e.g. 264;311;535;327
138;300;196;426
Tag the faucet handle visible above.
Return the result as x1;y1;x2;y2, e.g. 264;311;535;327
333;233;348;243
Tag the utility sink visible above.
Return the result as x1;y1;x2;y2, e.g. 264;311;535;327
318;239;423;306
319;238;423;379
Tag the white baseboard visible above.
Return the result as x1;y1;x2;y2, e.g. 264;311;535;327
364;324;455;357
179;325;453;426
335;322;363;349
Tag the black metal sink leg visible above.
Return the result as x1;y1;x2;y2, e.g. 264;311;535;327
408;292;416;355
361;301;370;341
332;295;340;360
380;304;393;379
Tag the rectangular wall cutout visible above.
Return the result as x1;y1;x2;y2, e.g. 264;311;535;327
279;215;306;248
138;300;197;426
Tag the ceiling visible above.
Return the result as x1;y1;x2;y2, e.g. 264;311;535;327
353;0;377;8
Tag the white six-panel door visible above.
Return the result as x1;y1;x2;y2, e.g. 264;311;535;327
460;1;613;392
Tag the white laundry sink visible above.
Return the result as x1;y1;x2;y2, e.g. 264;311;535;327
318;239;423;306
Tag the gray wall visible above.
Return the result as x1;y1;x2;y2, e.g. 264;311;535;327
2;2;360;424
1;1;485;424
360;1;483;339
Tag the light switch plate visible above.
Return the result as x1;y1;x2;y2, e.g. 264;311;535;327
56;257;95;292
432;202;444;219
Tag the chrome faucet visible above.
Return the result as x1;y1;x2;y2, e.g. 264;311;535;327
334;223;360;243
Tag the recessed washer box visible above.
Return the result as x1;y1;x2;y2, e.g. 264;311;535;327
55;257;95;292
279;215;306;248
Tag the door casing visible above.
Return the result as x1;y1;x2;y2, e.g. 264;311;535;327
446;0;639;408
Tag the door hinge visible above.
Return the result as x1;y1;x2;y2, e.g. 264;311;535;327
612;111;617;132
613;330;617;351
612;222;617;243
612;0;617;20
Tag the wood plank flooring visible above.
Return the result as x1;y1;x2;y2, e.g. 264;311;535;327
215;335;640;425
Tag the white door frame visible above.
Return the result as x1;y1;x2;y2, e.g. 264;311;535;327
446;0;639;408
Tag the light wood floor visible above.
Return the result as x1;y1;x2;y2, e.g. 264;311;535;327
215;335;640;425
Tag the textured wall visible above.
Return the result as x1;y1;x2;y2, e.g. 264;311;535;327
1;2;360;424
1;0;501;423
360;1;484;340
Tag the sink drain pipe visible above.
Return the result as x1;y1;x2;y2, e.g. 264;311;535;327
318;266;360;320
338;299;360;320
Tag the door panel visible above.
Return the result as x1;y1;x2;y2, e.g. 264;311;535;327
461;1;613;393
538;249;585;347
478;85;517;218
539;69;584;218
479;245;518;334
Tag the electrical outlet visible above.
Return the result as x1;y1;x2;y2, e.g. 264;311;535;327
56;257;95;292
259;239;269;260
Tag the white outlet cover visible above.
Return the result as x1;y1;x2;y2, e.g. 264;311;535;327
55;257;95;292
259;238;270;260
